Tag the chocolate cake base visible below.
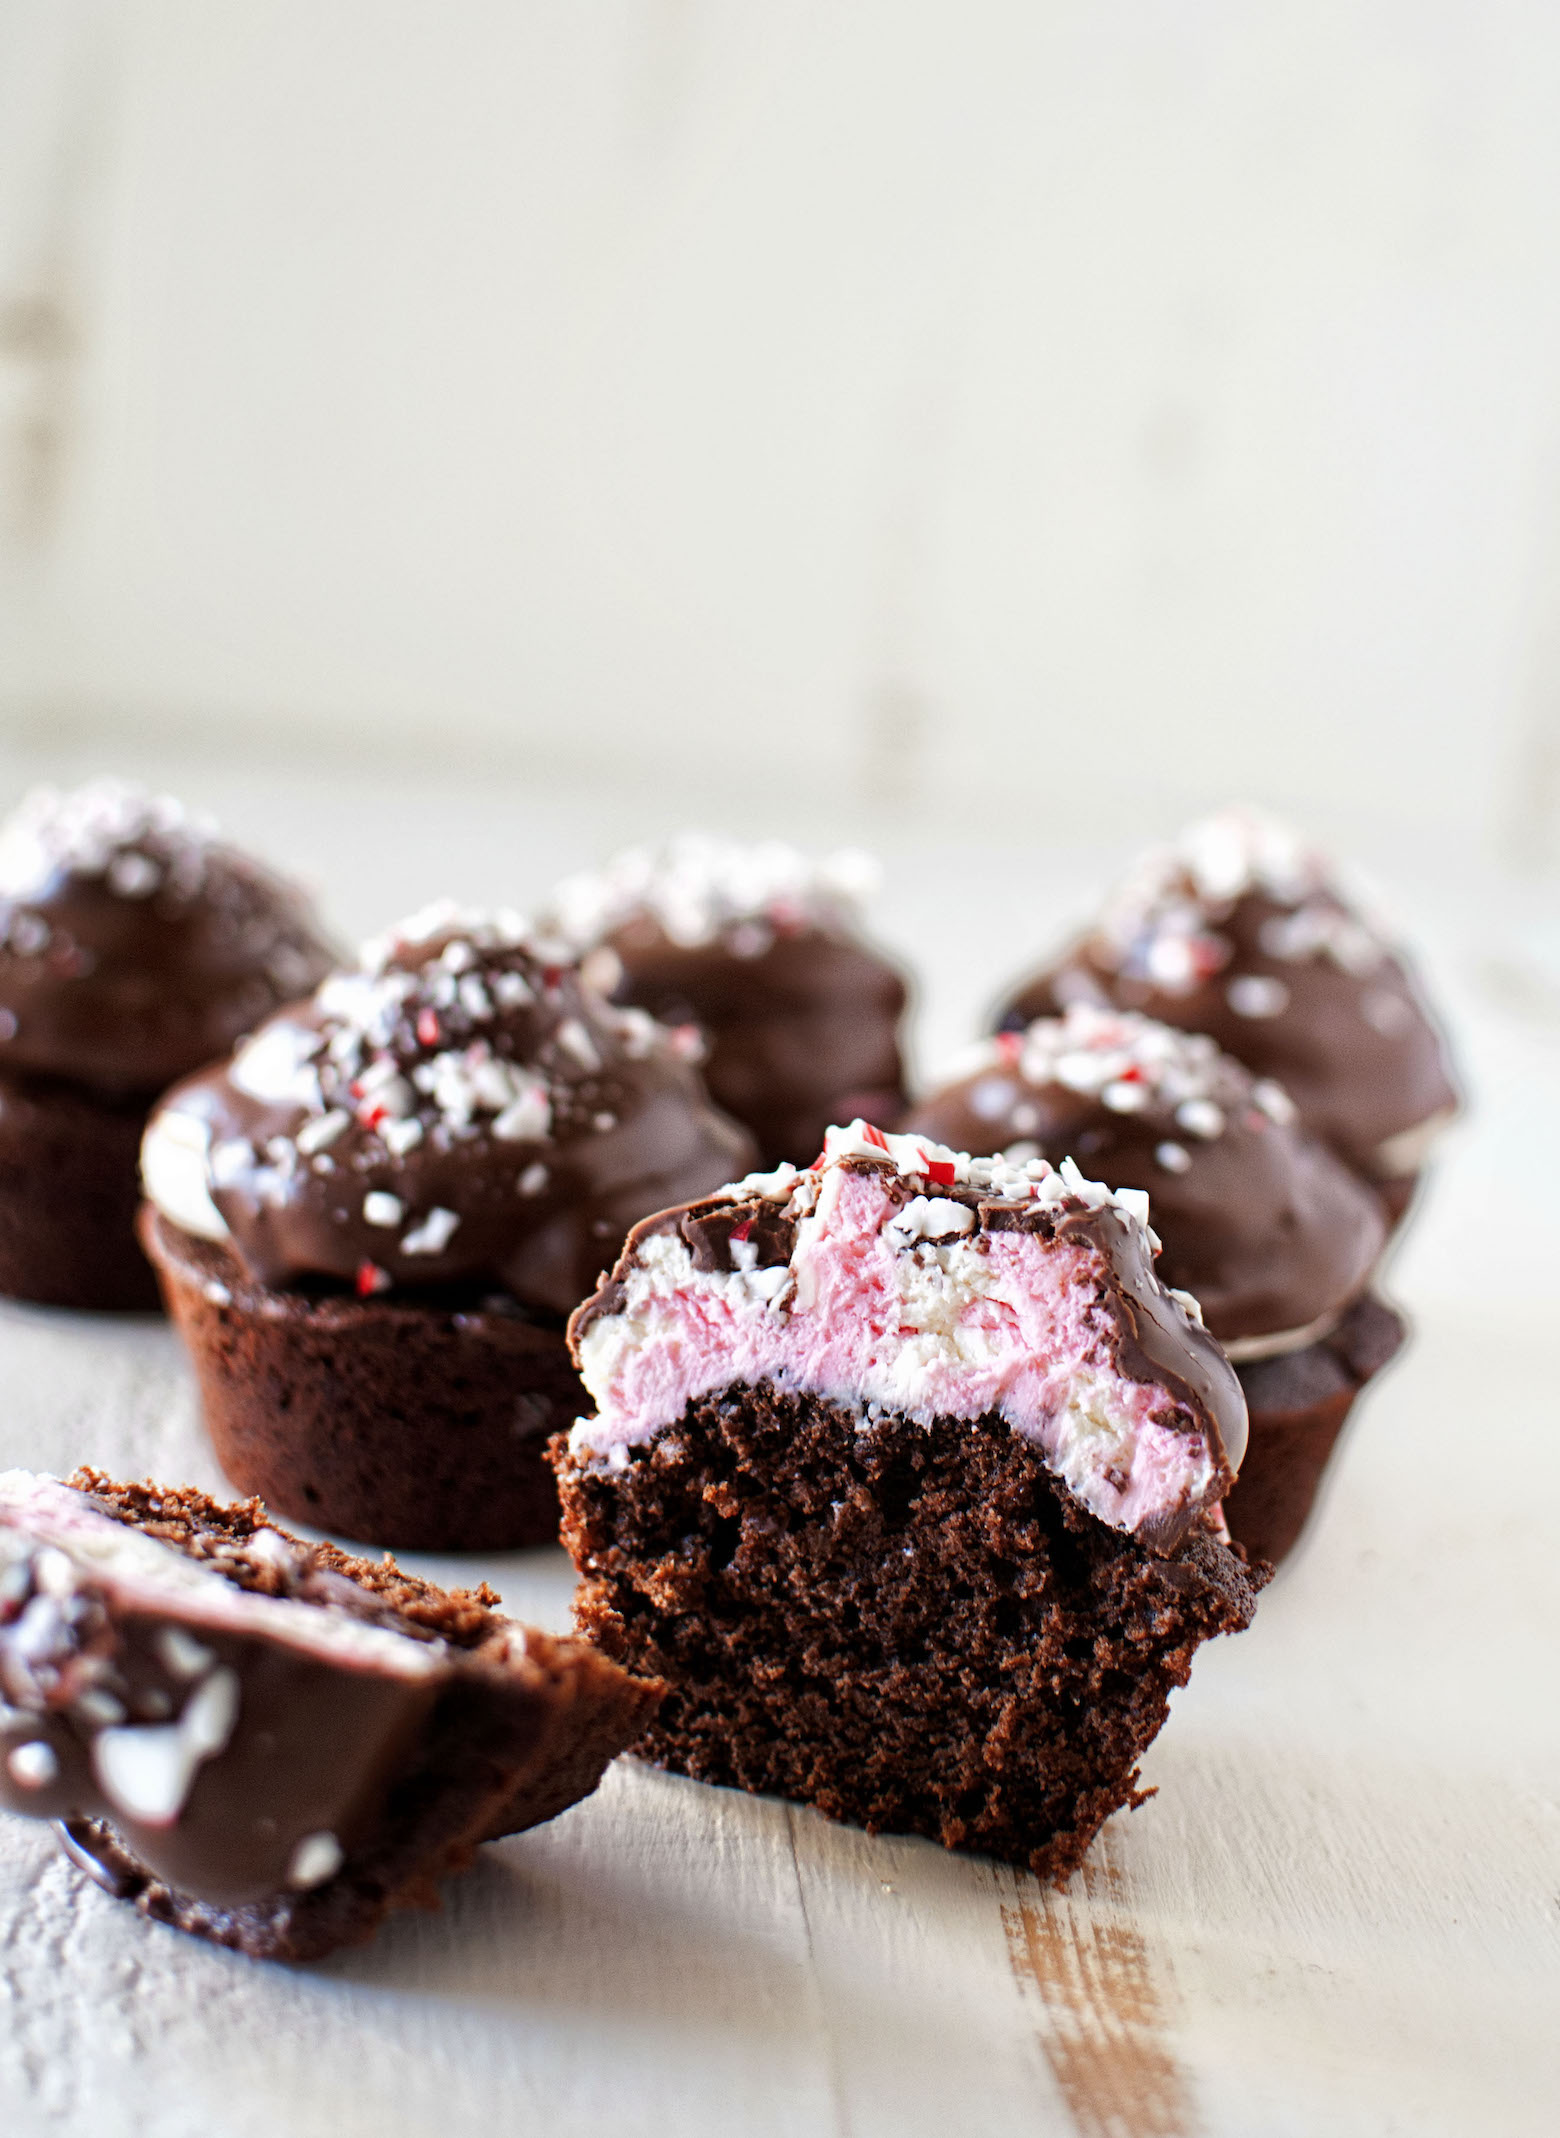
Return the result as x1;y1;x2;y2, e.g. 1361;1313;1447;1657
141;1208;581;1551
32;1473;660;1961
554;1387;1263;1884
1223;1293;1406;1567
0;1070;160;1311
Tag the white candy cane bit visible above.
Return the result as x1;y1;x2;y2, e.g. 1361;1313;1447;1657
7;1741;59;1788
295;1108;351;1155
1226;974;1290;1020
401;1207;460;1256
287;1830;344;1889
363;1191;404;1228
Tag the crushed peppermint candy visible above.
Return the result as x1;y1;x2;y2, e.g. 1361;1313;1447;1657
939;1006;1271;1145
1090;806;1390;987
401;1207;460;1256
545;834;882;954
0;779;217;904
719;1119;1159;1242
141;902;722;1281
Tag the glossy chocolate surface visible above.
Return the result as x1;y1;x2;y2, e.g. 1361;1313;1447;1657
604;917;908;1169
148;907;755;1313
0;781;335;1096
0;1473;445;1907
906;1011;1386;1346
546;837;909;1169
995;813;1458;1184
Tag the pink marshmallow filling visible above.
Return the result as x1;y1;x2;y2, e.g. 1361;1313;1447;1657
573;1168;1219;1538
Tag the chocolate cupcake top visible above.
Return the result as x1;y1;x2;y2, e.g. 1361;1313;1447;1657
905;1005;1386;1355
997;807;1458;1186
568;1120;1247;1554
141;902;755;1314
0;779;336;1096
546;834;909;1169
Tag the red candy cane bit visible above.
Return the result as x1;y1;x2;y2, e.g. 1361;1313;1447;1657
861;1123;890;1151
356;1260;391;1298
807;1152;827;1171
416;1008;441;1047
994;1030;1023;1062
728;1220;753;1243
1117;1065;1145;1082
921;1154;958;1186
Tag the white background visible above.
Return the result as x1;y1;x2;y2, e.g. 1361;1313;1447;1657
2;3;1560;863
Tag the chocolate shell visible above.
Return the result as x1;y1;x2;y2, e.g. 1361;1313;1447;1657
547;836;909;1168
141;903;756;1314
0;779;335;1097
906;1007;1386;1352
996;809;1458;1201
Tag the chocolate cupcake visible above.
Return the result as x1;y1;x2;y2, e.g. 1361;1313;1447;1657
0;779;335;1310
905;1005;1401;1563
553;1123;1261;1882
0;1467;659;1959
547;835;909;1168
139;904;754;1551
997;808;1458;1225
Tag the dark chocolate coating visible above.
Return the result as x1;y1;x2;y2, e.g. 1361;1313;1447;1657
998;889;1457;1184
142;1208;577;1550
1224;1293;1405;1565
569;1154;1248;1546
0;836;335;1098
604;918;908;1169
0;1070;162;1309
904;1046;1385;1347
0;1472;660;1954
159;924;755;1314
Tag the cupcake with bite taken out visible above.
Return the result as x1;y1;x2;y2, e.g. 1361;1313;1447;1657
139;903;754;1550
905;1005;1401;1564
997;807;1459;1227
546;834;909;1169
0;779;335;1311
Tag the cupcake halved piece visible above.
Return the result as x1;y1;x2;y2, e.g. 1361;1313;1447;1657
546;834;909;1168
0;1468;660;1960
996;807;1458;1226
904;1006;1401;1563
552;1123;1263;1884
0;779;335;1309
140;903;754;1549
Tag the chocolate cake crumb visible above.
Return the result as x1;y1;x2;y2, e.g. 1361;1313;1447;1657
555;1386;1263;1884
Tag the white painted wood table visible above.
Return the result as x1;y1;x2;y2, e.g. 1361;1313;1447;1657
0;761;1557;2137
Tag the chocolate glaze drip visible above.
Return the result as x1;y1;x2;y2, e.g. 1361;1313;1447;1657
905;1029;1385;1346
601;917;909;1169
0;786;335;1096
153;916;755;1313
998;885;1457;1186
568;1155;1247;1544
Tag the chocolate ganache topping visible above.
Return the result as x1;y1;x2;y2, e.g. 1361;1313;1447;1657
142;903;756;1313
905;1006;1386;1355
546;835;909;1169
0;779;336;1097
997;808;1459;1189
